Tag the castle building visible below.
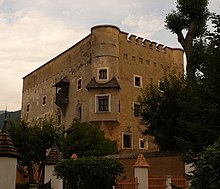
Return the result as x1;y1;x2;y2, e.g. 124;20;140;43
21;25;184;152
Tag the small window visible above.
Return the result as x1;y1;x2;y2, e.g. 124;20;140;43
133;103;141;117
95;94;110;112
139;58;143;63
77;78;82;90
123;132;133;149
98;67;109;81
26;104;30;112
77;105;82;119
159;80;165;91
132;56;136;61
56;114;62;125
139;138;148;149
134;75;142;88
42;96;47;106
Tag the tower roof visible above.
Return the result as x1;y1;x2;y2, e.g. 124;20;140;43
44;142;61;165
0;111;19;158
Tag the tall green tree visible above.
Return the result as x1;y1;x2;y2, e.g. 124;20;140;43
139;13;220;162
9;120;62;183
62;120;118;158
165;0;209;81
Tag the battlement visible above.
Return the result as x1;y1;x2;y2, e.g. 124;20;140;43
124;32;182;54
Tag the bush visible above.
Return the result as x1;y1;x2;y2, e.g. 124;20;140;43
54;156;124;189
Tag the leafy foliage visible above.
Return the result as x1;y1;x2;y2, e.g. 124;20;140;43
54;157;124;189
139;73;220;159
140;13;220;164
139;74;185;151
165;0;209;81
8;119;63;183
62;120;118;158
191;139;220;189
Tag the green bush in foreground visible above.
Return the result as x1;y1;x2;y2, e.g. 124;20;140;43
54;156;124;189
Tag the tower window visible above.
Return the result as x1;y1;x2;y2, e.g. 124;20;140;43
97;67;109;81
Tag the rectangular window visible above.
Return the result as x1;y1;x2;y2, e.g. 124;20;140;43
95;94;111;112
56;114;62;125
133;103;141;117
122;132;133;148
139;138;148;149
77;106;82;119
159;80;165;91
98;67;109;81
134;75;142;88
77;78;82;90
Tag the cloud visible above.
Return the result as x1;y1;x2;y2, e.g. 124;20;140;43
0;7;88;110
121;3;164;38
122;14;164;38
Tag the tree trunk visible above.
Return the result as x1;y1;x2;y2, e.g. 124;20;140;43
185;48;196;83
28;163;34;183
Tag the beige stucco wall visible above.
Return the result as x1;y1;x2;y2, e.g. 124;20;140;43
0;157;17;189
21;25;184;152
45;165;63;189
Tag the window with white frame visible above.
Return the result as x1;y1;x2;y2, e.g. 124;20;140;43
122;132;133;149
95;94;111;112
97;67;109;81
133;103;141;117
134;75;142;88
139;138;148;149
77;78;82;90
158;80;165;91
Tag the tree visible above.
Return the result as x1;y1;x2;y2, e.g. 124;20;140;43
191;139;220;189
54;156;124;189
165;0;209;81
139;74;186;151
8;119;62;183
139;13;220;162
62;120;118;158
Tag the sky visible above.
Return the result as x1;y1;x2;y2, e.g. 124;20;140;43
0;0;219;111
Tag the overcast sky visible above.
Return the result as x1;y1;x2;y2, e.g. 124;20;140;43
0;0;219;111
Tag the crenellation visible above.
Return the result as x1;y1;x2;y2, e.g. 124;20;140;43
142;39;150;47
127;34;137;43
156;44;163;52
135;37;143;45
149;41;157;49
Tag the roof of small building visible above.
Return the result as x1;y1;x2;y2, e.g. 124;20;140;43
44;142;61;165
0;117;19;158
